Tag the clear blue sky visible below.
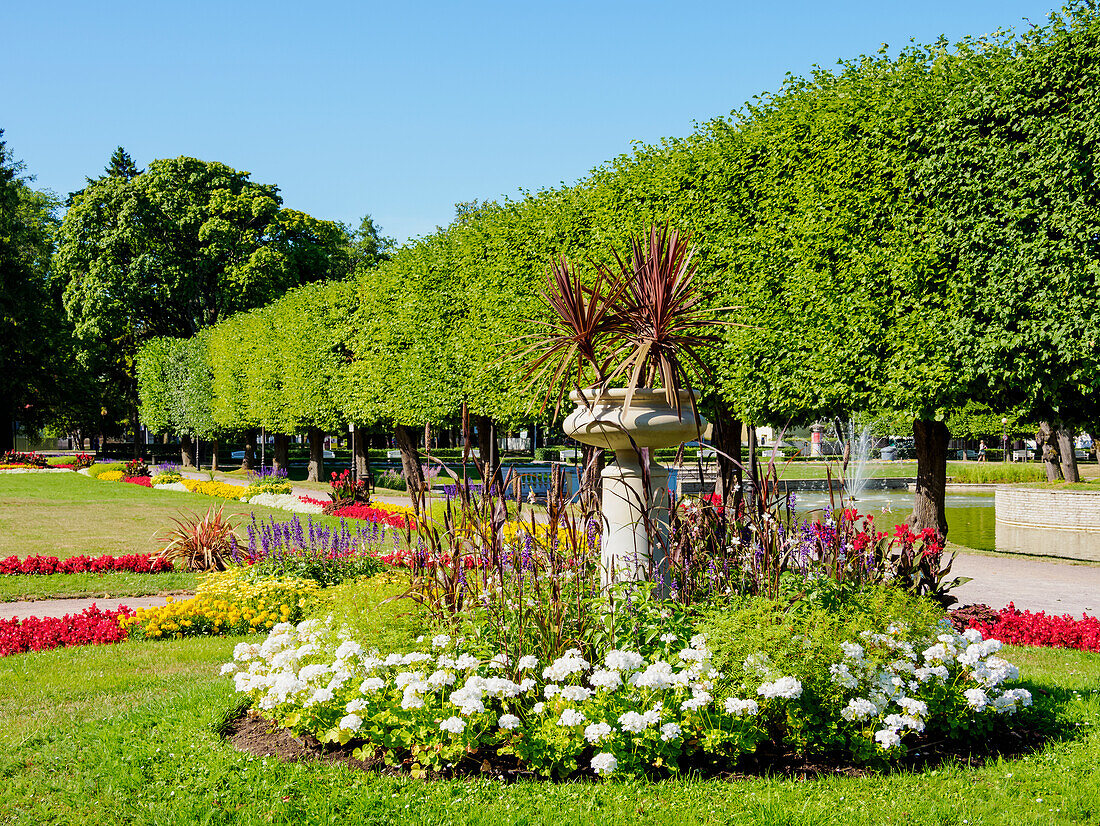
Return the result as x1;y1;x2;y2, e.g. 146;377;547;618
2;0;1059;243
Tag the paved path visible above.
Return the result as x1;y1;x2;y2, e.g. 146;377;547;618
0;595;174;621
951;552;1099;617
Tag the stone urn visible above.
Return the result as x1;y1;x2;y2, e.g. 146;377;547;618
563;388;706;587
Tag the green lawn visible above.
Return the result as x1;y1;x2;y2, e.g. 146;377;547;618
0;629;1096;825
0;473;357;602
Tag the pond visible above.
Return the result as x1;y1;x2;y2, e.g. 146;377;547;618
789;490;996;551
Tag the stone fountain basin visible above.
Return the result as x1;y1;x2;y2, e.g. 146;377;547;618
562;388;703;451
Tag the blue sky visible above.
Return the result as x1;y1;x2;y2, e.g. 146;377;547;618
2;0;1059;243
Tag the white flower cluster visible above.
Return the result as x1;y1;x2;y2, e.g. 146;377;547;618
226;625;796;779
826;625;1031;751
243;492;324;514
151;481;189;492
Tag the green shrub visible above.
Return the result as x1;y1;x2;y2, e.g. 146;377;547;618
948;463;1045;483
86;462;125;478
534;447;560;462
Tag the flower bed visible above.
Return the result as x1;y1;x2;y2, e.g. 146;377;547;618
123;568;319;640
0;605;134;657
181;479;250;499
244;492;324;514
226;617;1033;778
326;501;415;528
123;475;153;487
0;554;173;576
955;603;1100;652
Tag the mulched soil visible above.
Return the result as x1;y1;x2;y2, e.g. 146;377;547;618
222;705;1059;782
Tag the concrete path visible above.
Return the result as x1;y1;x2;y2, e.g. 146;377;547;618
0;595;174;621
951;552;1099;616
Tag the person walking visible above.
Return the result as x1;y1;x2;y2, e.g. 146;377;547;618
978;439;987;462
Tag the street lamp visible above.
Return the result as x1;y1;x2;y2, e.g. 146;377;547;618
1002;417;1008;462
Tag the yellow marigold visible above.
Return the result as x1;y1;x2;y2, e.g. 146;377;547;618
97;470;124;482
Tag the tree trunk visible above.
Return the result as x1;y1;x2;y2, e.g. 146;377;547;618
132;408;141;459
908;419;949;540
307;427;325;482
0;412;12;455
210;438;220;472
475;415;502;492
1036;421;1063;482
745;423;759;514
1055;424;1080;483
709;400;743;511
241;430;258;472
180;434;195;468
394;424;425;515
271;433;289;475
354;431;372;492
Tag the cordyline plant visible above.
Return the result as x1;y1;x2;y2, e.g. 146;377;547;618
520;225;729;419
155;504;242;571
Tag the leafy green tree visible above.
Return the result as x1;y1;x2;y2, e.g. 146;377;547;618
55;154;350;455
0;131;68;454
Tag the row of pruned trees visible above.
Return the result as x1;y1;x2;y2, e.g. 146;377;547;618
138;4;1100;535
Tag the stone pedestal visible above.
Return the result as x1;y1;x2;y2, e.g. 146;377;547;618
563;389;704;588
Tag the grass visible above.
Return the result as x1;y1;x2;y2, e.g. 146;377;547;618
0;610;1096;824
0;571;198;602
0;473;367;602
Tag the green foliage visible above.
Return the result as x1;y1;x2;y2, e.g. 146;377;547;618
948;463;1046;483
57;154;350;439
85;462;125;478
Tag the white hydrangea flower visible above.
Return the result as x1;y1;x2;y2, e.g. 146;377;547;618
394;671;423;689
965;687;989;711
335;640;363;660
659;633;678;644
914;665;949;684
840;641;865;662
543;651;590;681
757;676;802;700
898;697;927;718
660;722;682;741
518;655;539;670
401;652;432;666
723;697;759;716
490;653;510;670
591;752;618;775
630;661;675;690
298;664;330;682
604;649;645;672
440;716;466;734
589;669;623;690
427;670;456;690
874;728;902;749
360;676;384;693
339;713;363;732
498;713;521;729
841;697;877;721
306;687;334;706
435;655;457;670
519;678;536;693
618;711;652;733
682;690;712;712
455;654;480;670
557;684;591;702
829;662;859;689
962;628;984;644
544;684;561;698
532;702;545;714
345;698;368;713
584;722;613;743
220;663;237;675
883;713;924;733
558;709;586;727
690;633;707;648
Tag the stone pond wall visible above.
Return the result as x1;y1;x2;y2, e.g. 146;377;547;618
995;487;1100;562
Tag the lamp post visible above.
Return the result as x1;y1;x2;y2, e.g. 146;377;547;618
1002;417;1008;462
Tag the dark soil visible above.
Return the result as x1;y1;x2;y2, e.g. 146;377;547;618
220;706;1060;782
